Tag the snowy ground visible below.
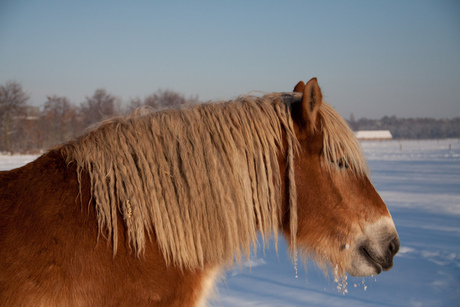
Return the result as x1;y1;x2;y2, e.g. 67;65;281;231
0;154;38;172
1;139;459;306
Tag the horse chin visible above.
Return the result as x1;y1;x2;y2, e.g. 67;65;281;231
347;249;384;277
346;217;400;277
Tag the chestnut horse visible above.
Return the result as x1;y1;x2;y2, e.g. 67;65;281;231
0;78;399;306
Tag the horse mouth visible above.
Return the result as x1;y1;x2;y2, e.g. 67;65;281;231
360;246;383;274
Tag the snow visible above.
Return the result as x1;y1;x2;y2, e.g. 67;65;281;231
0;154;38;171
1;139;459;306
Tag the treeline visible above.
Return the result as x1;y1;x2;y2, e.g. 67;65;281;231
2;81;459;153
348;115;460;139
0;81;199;153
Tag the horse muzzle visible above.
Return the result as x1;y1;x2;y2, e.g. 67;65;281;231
347;217;400;277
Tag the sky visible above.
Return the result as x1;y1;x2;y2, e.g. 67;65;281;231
1;0;459;119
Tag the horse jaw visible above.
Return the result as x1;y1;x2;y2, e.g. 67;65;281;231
347;216;400;277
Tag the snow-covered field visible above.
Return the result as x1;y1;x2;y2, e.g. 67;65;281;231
0;154;38;172
1;139;459;306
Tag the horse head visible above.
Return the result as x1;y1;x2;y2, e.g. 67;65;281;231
284;78;400;277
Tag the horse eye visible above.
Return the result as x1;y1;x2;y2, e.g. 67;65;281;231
333;157;349;169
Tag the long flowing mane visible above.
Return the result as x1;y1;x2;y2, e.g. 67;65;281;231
58;93;367;270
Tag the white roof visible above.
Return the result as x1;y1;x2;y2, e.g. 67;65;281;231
355;130;392;140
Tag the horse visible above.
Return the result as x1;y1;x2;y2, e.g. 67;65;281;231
0;78;399;306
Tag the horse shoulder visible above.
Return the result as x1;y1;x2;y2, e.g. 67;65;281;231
0;152;93;305
0;152;219;306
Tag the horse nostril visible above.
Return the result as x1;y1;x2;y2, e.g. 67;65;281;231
388;237;400;256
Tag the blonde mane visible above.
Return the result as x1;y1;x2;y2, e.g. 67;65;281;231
319;102;369;176
59;93;367;270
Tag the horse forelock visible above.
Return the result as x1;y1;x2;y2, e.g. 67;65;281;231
318;102;369;177
273;92;368;179
59;93;299;269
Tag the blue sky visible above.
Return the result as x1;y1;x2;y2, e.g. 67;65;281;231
1;0;459;119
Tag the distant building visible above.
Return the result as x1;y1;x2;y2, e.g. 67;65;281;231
13;106;40;121
355;130;392;140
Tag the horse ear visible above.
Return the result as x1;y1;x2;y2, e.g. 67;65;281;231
293;81;305;93
301;77;322;129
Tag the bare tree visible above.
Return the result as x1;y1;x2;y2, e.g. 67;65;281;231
80;89;116;128
143;89;199;110
348;113;358;131
123;90;200;115
42;95;77;147
13;106;42;153
126;97;143;114
0;81;29;152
